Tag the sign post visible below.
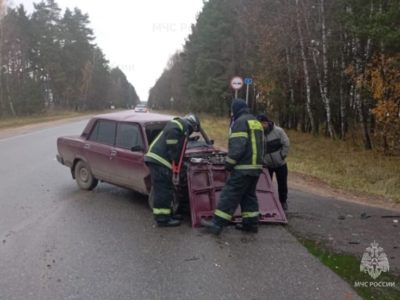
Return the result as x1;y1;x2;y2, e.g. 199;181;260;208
230;76;244;99
244;77;253;105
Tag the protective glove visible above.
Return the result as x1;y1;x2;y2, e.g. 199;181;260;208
225;162;234;172
189;136;200;142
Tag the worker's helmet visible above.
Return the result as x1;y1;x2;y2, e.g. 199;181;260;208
184;113;200;132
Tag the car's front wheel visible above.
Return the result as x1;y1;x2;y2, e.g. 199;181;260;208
74;160;98;190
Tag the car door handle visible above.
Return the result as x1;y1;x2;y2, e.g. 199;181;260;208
84;144;90;149
110;150;117;157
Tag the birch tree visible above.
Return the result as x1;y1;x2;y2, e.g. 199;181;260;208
0;0;4;116
296;0;316;134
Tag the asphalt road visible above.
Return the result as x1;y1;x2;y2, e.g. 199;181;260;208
0;120;361;300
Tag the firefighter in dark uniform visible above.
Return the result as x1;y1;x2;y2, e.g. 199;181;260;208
201;99;264;235
145;113;200;227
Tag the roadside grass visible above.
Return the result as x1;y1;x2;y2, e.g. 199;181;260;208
199;114;230;148
287;131;400;203
0;111;87;129
298;239;400;300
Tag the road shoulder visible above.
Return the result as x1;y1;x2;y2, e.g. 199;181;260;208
289;171;400;212
0;115;93;140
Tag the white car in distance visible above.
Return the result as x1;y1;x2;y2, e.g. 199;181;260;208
134;104;148;113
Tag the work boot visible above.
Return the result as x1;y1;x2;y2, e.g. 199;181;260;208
157;218;181;227
200;219;223;236
281;201;288;211
235;223;258;233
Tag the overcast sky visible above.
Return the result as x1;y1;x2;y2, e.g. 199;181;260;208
10;0;205;100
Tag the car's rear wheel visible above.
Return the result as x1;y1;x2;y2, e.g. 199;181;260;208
148;187;180;214
74;160;98;190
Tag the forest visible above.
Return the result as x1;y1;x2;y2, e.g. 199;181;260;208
0;0;139;117
148;0;400;153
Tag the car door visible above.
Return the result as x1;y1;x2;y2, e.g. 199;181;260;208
85;119;117;182
112;122;148;194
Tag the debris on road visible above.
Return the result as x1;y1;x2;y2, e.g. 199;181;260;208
360;212;371;219
348;241;360;245
184;256;200;262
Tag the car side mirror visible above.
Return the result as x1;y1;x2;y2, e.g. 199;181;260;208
209;139;215;145
131;145;144;152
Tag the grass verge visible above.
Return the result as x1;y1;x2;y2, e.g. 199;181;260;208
0;110;98;130
287;131;400;203
298;239;400;300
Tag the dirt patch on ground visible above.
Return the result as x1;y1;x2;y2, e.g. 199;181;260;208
289;171;400;212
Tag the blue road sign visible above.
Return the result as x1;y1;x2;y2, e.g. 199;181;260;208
244;77;253;85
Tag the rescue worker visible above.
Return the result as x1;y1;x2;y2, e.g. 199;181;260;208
145;113;201;227
257;114;290;211
201;99;264;235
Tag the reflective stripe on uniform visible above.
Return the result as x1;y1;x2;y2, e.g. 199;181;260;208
225;156;237;164
242;211;259;218
145;152;172;169
251;125;257;165
230;131;248;139
148;130;163;151
172;120;183;131
153;208;171;215
215;209;232;221
248;120;263;130
234;164;263;170
146;130;172;168
247;120;263;166
166;139;178;144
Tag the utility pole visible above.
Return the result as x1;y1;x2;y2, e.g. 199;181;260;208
244;77;253;106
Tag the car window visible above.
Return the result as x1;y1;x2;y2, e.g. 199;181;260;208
89;120;116;145
116;123;144;150
145;123;166;146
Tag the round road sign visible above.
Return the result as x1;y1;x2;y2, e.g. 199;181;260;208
230;76;244;90
244;77;253;85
